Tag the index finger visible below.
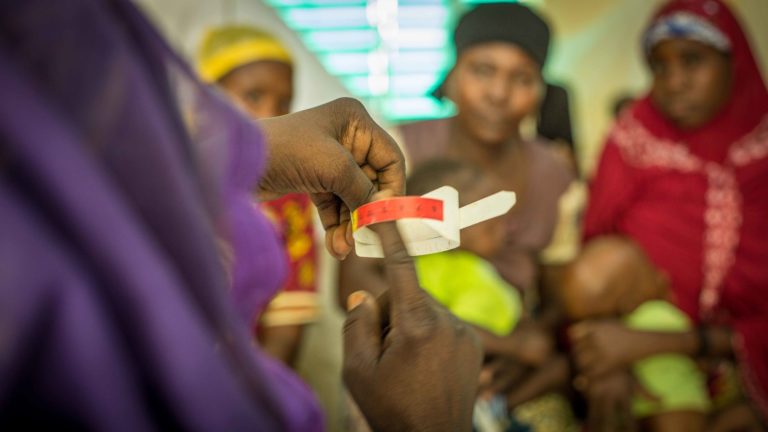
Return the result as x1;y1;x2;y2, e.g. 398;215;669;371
370;220;434;330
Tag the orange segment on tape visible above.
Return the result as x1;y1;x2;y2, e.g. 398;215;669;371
352;197;444;231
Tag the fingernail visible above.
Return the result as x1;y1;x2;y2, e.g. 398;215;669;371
347;290;368;311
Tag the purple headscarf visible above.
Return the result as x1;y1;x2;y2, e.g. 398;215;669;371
0;0;321;429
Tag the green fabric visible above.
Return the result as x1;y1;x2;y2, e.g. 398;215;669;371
414;250;521;335
624;300;710;417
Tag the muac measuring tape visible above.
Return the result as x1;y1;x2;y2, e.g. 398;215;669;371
351;186;516;258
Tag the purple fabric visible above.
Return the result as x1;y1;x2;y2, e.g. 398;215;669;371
0;0;321;429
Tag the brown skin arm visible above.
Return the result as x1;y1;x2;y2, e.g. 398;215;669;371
584;369;639;432
538;262;567;329
571;321;734;380
642;411;706;432
473;322;553;366
257;324;305;368
505;354;571;409
707;401;766;432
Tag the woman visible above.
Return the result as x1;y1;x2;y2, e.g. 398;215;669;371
400;3;575;296
340;3;578;431
573;0;768;428
341;1;574;328
0;0;482;429
197;25;319;368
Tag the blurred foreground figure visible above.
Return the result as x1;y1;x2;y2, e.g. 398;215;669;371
0;0;482;430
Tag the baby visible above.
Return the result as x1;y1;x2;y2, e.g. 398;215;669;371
561;236;709;432
406;158;521;339
408;159;547;432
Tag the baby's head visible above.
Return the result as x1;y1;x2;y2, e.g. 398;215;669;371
560;236;669;321
406;159;505;260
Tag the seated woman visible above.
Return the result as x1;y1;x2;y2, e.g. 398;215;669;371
576;0;768;429
340;5;578;431
197;25;318;368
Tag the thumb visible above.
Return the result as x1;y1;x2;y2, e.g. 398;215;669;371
333;154;378;214
342;291;383;386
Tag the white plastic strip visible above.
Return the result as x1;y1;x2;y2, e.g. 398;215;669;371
352;186;516;258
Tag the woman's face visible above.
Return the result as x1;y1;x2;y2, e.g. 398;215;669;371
446;42;544;147
219;60;293;119
649;39;731;129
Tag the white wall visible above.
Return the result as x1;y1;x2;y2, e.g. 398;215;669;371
135;0;353;112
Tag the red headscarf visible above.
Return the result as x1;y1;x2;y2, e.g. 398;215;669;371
633;0;768;163
584;0;768;419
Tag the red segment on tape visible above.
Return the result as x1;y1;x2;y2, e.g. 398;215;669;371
353;197;444;231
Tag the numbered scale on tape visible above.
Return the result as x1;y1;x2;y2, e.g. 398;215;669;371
352;186;516;258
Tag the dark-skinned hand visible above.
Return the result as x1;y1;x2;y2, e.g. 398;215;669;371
505;354;571;410
570;319;643;379
481;321;554;367
258;98;405;260
342;219;483;432
478;356;528;401
581;369;640;432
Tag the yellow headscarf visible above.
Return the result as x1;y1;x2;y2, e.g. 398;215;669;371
196;25;292;83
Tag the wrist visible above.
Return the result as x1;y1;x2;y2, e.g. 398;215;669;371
495;333;519;358
620;330;659;363
708;326;735;357
681;329;701;357
696;325;711;357
626;329;694;361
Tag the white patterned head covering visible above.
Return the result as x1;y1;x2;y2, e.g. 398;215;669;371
644;11;731;54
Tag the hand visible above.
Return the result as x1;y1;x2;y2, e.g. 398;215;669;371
258;98;405;260
570;320;643;379
342;220;483;432
485;321;553;366
511;322;553;366
581;370;639;432
505;354;571;409
478;357;528;401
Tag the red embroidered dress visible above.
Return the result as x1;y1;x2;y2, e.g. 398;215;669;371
584;0;768;419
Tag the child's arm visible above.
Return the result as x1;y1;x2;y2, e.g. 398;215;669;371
570;320;733;379
505;354;571;409
474;321;553;366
